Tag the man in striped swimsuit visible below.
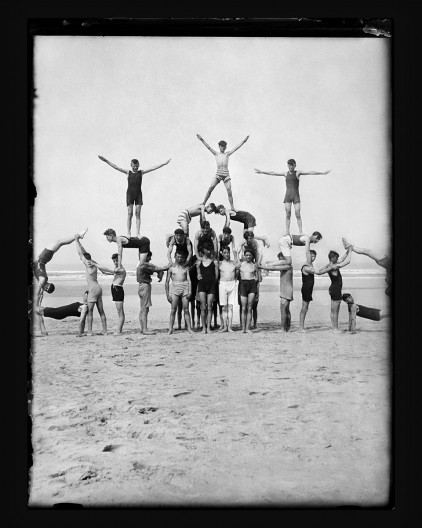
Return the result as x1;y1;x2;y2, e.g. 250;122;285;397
175;203;216;236
197;133;249;211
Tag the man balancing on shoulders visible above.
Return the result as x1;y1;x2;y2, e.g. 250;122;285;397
103;228;151;268
278;230;322;266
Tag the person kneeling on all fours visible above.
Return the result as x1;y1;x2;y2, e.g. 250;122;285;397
342;292;390;334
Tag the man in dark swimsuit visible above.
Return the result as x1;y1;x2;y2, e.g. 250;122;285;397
218;227;237;261
103;228;151;268
342;293;390;334
194;221;218;258
315;247;352;331
33;228;88;336
98;155;171;238
299;249;317;332
35;291;89;336
342;237;392;297
197;245;218;334
255;159;330;234
166;228;193;265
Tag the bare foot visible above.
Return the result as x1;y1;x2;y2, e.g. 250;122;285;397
142;330;156;335
102;331;108;335
246;329;253;334
87;332;93;336
113;332;122;336
79;228;88;239
298;328;306;333
187;329;194;334
227;327;234;333
77;334;85;337
126;233;131;239
202;328;207;334
168;329;174;335
218;326;227;333
342;237;352;250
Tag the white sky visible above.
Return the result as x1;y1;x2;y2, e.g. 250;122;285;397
33;36;391;271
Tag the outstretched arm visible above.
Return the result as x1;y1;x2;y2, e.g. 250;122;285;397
98;155;127;174
254;168;286;177
95;264;115;275
196;134;217;155
142;159;171;175
297;169;331;176
315;263;332;275
227;135;249;156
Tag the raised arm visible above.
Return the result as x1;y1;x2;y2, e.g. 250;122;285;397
185;239;193;265
334;247;352;269
212;233;218;258
196;134;217;155
224;210;231;228
227;135;249;156
194;231;200;257
167;238;175;265
254;168;286;177
231;236;238;261
98;155;127;174
142;159;171;175
75;237;89;265
199;204;206;225
115;237;124;269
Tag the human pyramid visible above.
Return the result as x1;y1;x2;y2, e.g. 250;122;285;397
33;134;392;338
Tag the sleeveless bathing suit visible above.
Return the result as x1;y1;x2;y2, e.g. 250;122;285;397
291;234;306;246
198;261;216;295
284;170;300;204
120;236;151;254
328;269;343;301
354;304;381;321
301;265;315;302
230;210;256;229
43;302;83;320
126;170;143;206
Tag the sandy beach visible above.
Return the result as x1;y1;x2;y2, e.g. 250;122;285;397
28;273;391;507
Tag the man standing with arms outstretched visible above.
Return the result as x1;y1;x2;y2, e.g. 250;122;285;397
98;154;171;238
197;133;249;211
255;159;330;234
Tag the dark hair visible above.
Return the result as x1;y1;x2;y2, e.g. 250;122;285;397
342;293;352;302
131;159;139;164
328;250;339;261
174;228;185;235
244;248;255;258
207;203;217;212
222;227;232;234
84;290;89;295
221;246;231;258
45;282;55;294
147;251;152;258
310;250;317;257
312;231;322;241
83;252;92;260
243;230;254;240
202;221;211;229
217;204;225;211
218;140;227;147
175;250;185;257
287;158;296;165
277;251;284;259
103;228;116;237
111;253;118;260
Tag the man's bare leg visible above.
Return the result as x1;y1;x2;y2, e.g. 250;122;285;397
342;238;385;262
227;305;234;331
293;202;303;235
141;307;155;335
168;296;179;335
202;177;220;205
182;297;194;334
219;305;228;332
223;179;236;211
245;294;255;333
87;303;95;335
299;301;310;332
46;229;88;253
127;204;134;238
284;203;292;235
330;300;341;331
96;297;107;335
135;204;142;238
206;295;214;333
114;301;125;335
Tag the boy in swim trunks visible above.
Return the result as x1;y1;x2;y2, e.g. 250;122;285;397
197;133;249;211
314;247;352;332
299;249;317;332
165;228;193;265
278;231;322;266
103;228;151;268
237;248;259;333
35;291;89;337
94;254;127;335
75;235;107;336
137;251;171;335
175;203;216;236
98;154;171;238
342;237;392;297
196;245;219;334
342;292;390;334
259;251;294;332
218;246;238;332
165;252;194;335
33;228;88;336
254;159;330;234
